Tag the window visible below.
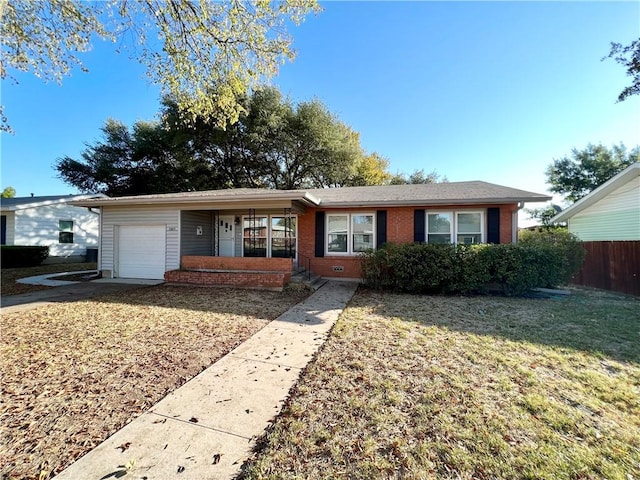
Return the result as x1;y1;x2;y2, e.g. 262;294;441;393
243;216;267;257
271;216;296;258
242;215;298;258
426;211;484;244
456;212;483;244
59;220;74;244
427;212;452;244
326;213;375;255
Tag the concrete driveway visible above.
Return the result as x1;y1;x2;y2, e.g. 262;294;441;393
1;279;163;314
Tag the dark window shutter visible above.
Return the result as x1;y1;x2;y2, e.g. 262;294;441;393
487;208;500;244
376;210;387;248
1;215;6;245
414;209;425;243
315;211;325;257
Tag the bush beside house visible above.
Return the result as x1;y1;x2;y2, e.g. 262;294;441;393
361;233;585;296
1;246;50;268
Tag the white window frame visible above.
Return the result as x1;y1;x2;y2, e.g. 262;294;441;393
426;211;454;244
326;212;376;256
425;210;485;245
59;220;74;244
241;214;298;259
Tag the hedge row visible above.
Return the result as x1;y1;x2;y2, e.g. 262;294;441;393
361;232;585;296
1;246;50;268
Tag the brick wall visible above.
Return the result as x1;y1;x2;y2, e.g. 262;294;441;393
165;269;290;290
298;204;519;279
181;255;292;272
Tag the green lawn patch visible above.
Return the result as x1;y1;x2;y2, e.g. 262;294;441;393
240;288;640;480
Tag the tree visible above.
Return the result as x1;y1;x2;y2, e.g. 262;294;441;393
55;87;368;194
1;0;319;132
605;38;640;102
546;143;639;203
524;204;563;229
1;186;16;198
347;153;393;186
389;169;447;185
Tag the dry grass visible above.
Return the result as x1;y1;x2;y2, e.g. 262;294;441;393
240;288;640;480
1;263;96;296
0;285;309;480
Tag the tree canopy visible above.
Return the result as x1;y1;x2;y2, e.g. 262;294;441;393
1;186;16;198
0;0;319;132
55;87;445;195
605;38;640;102
545;143;639;203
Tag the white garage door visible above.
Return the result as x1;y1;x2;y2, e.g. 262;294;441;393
118;226;166;279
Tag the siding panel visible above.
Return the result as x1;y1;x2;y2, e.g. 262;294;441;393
14;204;99;257
569;209;640;241
101;206;180;277
181;211;213;256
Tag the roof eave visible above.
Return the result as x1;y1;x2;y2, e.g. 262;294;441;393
550;163;639;223
318;196;551;208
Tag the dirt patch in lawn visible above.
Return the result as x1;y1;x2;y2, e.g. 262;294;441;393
0;284;309;480
1;263;97;296
240;288;640;480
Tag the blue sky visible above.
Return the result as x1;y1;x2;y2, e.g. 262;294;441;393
1;1;639;221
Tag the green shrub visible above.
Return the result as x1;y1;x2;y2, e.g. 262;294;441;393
361;237;585;296
519;228;586;284
1;246;49;268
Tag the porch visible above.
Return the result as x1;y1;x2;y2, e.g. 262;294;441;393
165;256;296;290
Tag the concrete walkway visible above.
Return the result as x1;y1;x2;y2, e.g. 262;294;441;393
54;280;358;480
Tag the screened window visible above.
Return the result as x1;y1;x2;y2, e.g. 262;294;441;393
271;216;296;258
59;220;74;244
456;212;483;244
326;213;375;255
327;215;348;253
427;213;452;244
426;211;484;244
352;214;374;252
243;216;268;257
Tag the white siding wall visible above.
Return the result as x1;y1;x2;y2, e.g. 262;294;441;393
13;204;99;257
101;206;180;277
569;176;640;241
4;212;15;245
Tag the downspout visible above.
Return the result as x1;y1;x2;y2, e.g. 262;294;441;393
513;202;525;243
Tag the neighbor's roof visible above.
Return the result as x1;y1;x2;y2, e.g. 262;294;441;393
0;194;108;211
550;162;640;223
69;182;549;208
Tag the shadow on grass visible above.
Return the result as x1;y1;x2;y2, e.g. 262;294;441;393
364;287;639;365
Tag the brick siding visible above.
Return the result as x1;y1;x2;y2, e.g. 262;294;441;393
165;269;291;290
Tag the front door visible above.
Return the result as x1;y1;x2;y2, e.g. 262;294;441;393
218;215;235;257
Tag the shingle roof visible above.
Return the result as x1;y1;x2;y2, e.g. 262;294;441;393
306;181;550;206
0;194;107;210
68;182;549;208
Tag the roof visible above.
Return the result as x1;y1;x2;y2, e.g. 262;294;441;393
307;181;550;207
550;162;640;223
69;182;550;208
0;194;108;211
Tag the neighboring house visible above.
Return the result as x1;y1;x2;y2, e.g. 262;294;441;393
71;182;549;287
550;163;639;296
550;162;639;240
1;194;107;263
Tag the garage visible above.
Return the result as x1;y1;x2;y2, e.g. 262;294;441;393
117;225;166;279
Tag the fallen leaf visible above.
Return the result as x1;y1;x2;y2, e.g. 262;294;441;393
116;442;131;452
177;465;185;473
212;453;222;465
189;417;198;423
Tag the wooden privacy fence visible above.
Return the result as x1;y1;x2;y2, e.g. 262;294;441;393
572;241;640;296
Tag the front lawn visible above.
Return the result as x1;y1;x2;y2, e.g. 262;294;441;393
0;285;309;480
240;288;640;480
1;262;96;296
